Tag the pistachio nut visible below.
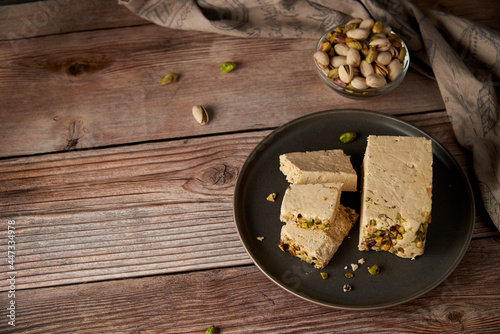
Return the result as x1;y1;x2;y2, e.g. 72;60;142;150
398;47;407;62
345;18;363;26
346;48;361;67
374;63;388;77
387;58;402;81
388;46;399;58
376;51;392;66
319;40;332;52
331;33;346;44
220;62;237;73
161;73;179;84
360;41;370;57
333;77;347;87
339;64;354;84
388;33;402;47
314;51;330;70
372;21;384;34
344;19;361;33
365;48;378;63
330;55;347;68
346;38;362;50
334;43;350;57
369;38;391;51
192;105;209;125
366;73;386;88
350;76;368;90
370;33;386;41
346;28;370;41
360;60;374;77
359;19;375;30
328;67;339;79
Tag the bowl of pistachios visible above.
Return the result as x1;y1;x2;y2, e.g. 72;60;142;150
314;18;409;99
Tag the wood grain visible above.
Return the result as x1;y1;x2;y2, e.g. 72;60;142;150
0;0;149;41
0;23;445;157
0;236;498;333
0;112;497;291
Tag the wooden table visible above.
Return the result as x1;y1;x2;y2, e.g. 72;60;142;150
1;0;499;332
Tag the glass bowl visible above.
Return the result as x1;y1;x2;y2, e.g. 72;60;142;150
314;26;410;100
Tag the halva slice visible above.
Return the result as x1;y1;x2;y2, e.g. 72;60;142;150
358;136;433;259
279;205;359;269
279;150;357;191
280;183;342;230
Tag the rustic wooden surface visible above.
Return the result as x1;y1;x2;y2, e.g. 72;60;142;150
0;0;499;333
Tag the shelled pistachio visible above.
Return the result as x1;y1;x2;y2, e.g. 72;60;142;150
315;18;407;90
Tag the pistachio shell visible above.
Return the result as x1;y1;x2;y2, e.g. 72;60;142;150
376;51;392;66
366;73;386;88
387;59;402;81
388;46;399;58
330;55;347;68
360;60;374;77
192;105;209;125
314;51;330;69
351;76;368;89
334;43;350;56
359;19;375;30
339;64;354;84
382;26;392;34
346;28;370;40
369;38;391;51
346;48;361;67
374;63;388;77
345;18;363;26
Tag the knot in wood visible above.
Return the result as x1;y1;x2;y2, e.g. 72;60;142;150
446;310;464;324
67;61;92;76
203;164;238;186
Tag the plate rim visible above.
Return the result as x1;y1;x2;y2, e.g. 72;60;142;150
233;109;475;310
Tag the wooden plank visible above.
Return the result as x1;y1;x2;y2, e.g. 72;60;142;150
0;22;445;157
0;0;149;41
0;236;498;333
0;111;497;291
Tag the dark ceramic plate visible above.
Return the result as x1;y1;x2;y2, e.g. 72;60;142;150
233;109;475;310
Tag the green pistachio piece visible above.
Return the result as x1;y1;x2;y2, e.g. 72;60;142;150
320;41;332;52
372;21;384;34
160;72;179;84
346;37;362;50
220;61;237;73
206;325;218;334
339;131;357;143
368;264;380;275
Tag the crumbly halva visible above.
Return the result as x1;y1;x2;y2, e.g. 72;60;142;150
358;136;433;259
279;150;357;191
280;183;342;230
279;205;359;269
